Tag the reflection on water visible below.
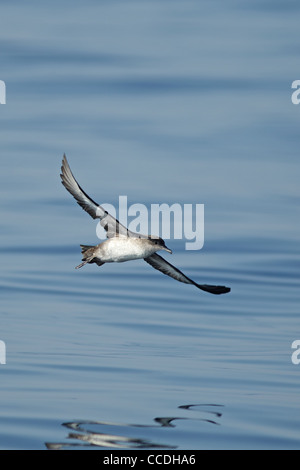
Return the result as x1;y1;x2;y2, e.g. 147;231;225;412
45;404;223;450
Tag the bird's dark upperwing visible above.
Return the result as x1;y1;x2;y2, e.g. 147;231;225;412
60;154;143;239
144;253;231;295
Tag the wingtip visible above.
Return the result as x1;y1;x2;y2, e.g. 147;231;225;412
61;153;67;169
213;286;231;295
197;284;231;295
222;286;231;294
60;154;71;184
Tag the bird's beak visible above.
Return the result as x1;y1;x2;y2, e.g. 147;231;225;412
163;245;172;254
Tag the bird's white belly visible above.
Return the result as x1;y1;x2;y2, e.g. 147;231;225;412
98;238;156;263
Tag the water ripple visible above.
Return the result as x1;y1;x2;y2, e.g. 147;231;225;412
45;404;223;450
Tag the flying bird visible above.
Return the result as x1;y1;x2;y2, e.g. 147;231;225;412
60;155;230;295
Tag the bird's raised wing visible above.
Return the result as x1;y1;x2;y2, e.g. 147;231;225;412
60;154;142;239
144;253;231;295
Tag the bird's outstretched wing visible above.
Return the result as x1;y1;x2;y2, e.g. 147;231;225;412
144;253;230;295
60;154;143;239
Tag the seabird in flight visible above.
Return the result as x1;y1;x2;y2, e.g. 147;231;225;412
60;155;230;295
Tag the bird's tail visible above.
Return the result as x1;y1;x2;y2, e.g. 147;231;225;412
75;245;101;269
196;284;231;295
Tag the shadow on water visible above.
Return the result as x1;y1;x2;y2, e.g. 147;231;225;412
45;404;223;450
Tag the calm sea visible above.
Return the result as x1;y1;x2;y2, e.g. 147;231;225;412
0;0;299;450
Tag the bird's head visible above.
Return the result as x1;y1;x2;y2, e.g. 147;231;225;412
149;236;172;254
